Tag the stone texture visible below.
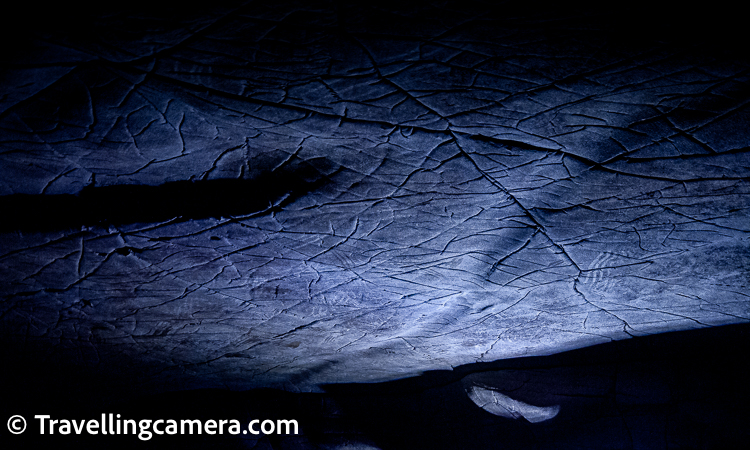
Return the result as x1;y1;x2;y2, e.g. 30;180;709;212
1;1;748;401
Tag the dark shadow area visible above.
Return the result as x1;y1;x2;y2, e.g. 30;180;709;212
2;323;749;449
0;164;331;232
322;322;750;449
1;1;745;65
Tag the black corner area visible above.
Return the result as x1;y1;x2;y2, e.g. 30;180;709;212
1;1;748;449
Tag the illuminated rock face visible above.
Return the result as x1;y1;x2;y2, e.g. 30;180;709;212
1;0;748;403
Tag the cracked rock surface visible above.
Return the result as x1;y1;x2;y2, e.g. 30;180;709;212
1;1;748;397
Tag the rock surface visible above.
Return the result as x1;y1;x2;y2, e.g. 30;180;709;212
1;1;748;398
